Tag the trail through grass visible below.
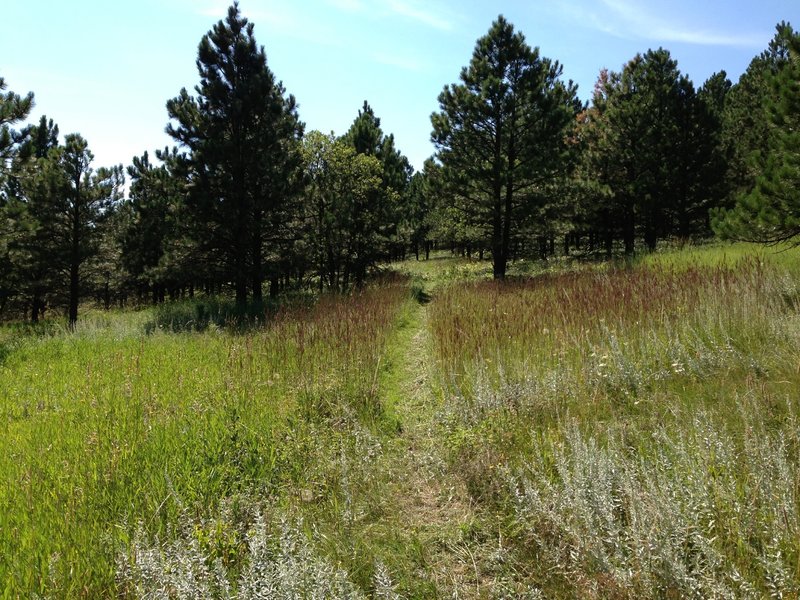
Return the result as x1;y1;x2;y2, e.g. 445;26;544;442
369;279;481;597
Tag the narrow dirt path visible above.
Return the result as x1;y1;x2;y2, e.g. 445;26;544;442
376;286;486;597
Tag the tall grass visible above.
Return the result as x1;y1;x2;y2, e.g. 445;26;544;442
430;249;800;596
0;280;409;597
432;259;798;405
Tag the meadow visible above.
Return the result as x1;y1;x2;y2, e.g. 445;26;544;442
1;243;800;598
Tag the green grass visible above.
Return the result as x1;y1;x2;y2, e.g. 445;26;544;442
3;243;800;597
0;281;411;597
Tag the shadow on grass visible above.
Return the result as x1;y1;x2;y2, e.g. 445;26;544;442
144;296;312;334
410;282;431;305
0;320;64;365
143;271;418;335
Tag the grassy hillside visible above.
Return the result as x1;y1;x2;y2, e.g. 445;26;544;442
2;244;800;598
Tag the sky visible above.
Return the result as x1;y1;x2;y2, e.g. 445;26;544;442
2;0;798;174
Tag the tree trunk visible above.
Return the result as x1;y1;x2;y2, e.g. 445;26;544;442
252;273;263;302
69;207;80;329
251;211;263;302
270;275;279;298
492;218;505;279
623;202;635;256
492;184;504;278
68;260;79;329
499;139;515;277
31;294;42;323
235;277;248;306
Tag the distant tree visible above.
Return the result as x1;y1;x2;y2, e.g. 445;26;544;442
714;27;800;244
301;130;385;290
580;49;726;253
669;72;728;239
694;71;732;225
166;3;303;305
342;101;412;263
432;15;580;278
89;199;129;311
7;116;62;321
121;150;189;302
21;134;123;327
0;196;36;316
404;170;431;260
425;161;489;259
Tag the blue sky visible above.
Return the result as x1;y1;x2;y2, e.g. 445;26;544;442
2;0;797;173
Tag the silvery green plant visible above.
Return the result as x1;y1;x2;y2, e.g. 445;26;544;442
118;513;401;599
507;416;799;598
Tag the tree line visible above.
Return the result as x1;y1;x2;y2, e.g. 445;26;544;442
1;4;798;324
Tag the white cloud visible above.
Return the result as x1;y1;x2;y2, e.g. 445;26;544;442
597;0;766;47
385;0;453;31
325;0;455;31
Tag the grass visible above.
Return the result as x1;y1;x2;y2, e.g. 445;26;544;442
0;279;411;597
2;243;800;597
428;244;800;597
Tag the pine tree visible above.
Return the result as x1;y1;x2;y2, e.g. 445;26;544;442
166;2;304;305
0;76;33;165
0;76;34;314
121;150;186;302
405;169;432;260
431;16;579;278
694;71;732;227
10;116;61;321
21;135;123;327
583;49;708;253
721;23;795;205
714;27;800;244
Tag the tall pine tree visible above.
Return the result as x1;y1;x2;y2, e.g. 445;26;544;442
721;23;795;206
432;16;579;278
167;2;303;304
